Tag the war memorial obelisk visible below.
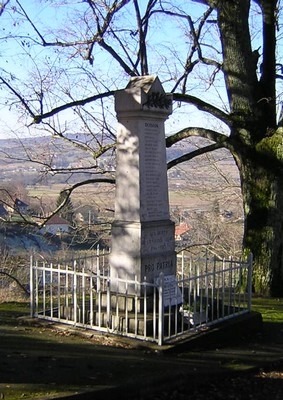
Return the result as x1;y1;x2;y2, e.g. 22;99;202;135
110;76;176;295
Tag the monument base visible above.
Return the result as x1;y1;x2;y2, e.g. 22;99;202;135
110;219;176;295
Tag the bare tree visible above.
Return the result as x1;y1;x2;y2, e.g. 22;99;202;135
0;242;29;301
0;1;283;295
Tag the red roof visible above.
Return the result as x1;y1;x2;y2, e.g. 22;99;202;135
175;223;191;236
45;215;70;225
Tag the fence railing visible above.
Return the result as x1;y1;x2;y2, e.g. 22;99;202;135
30;248;253;346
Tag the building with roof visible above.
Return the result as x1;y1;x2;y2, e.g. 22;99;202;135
40;214;70;235
14;198;29;215
175;222;191;242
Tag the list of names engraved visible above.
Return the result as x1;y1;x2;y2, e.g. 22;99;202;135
143;121;168;220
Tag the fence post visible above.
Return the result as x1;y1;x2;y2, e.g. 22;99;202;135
106;275;111;328
96;244;100;276
247;253;253;311
73;260;77;324
30;255;34;317
158;272;164;346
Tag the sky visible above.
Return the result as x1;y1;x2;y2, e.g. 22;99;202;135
0;0;274;140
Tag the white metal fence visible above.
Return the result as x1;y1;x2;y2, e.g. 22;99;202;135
30;248;253;346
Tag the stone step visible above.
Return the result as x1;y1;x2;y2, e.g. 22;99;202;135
59;305;174;336
98;292;155;313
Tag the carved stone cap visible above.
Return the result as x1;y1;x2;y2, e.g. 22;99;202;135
115;75;172;114
126;75;161;93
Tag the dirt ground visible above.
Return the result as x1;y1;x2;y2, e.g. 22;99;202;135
0;302;283;399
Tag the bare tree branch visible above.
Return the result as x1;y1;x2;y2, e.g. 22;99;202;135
15;0;46;44
0;76;36;118
0;0;10;16
97;39;137;76
32;91;115;124
167;142;225;169
133;0;148;75
166;126;229;148
173;93;232;127
0;270;29;295
48;177;115;226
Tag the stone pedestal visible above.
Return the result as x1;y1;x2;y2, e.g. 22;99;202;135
110;76;176;294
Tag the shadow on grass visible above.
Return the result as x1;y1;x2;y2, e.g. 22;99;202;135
0;300;282;399
0;305;188;399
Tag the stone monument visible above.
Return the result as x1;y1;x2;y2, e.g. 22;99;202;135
110;75;176;295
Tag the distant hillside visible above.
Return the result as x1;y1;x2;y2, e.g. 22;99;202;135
0;134;99;185
0;134;237;191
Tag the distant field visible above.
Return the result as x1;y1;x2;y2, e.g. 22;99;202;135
1;133;241;216
28;183;116;212
27;182;241;217
24;147;241;215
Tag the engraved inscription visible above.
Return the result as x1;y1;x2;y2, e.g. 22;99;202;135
141;226;174;253
144;258;174;274
143;121;168;220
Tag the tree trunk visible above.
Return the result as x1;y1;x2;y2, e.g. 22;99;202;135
216;0;282;296
237;156;283;296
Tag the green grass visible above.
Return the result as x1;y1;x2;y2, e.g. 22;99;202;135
0;301;30;323
0;384;99;400
2;296;282;324
0;298;282;400
252;296;283;323
0;301;29;311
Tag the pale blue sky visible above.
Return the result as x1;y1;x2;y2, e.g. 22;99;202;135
0;0;276;140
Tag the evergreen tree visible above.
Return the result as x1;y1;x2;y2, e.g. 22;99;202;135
56;192;74;224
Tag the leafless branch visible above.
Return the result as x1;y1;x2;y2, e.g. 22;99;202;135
97;39;137;76
166;126;229;148
32;91;115;124
0;76;36;118
46;177;115;227
167;142;225;169
0;0;10;16
172;93;232;127
0;270;29;295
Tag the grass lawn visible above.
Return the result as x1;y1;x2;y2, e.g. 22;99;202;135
252;296;283;323
0;297;282;400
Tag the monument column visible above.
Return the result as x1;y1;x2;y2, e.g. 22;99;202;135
110;76;176;294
